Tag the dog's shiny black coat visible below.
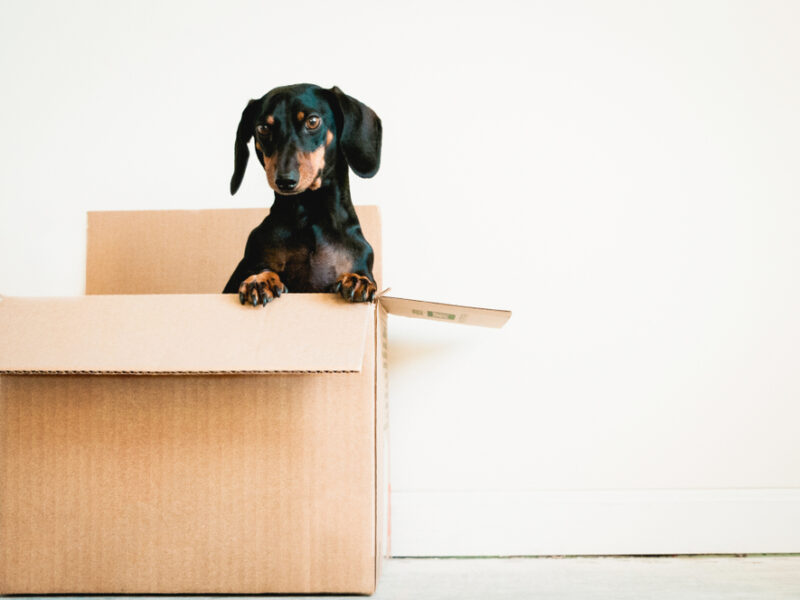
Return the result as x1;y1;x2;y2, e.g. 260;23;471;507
223;84;381;305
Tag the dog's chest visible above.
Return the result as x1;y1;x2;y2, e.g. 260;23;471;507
265;234;353;292
309;241;354;286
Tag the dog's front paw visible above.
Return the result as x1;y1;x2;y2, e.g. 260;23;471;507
238;270;288;306
334;273;377;303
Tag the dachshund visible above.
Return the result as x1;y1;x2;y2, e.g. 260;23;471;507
223;83;381;305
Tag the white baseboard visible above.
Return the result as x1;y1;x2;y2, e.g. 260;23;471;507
390;489;800;557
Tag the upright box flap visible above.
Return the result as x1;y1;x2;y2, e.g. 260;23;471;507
0;294;371;374
86;206;382;295
379;296;511;328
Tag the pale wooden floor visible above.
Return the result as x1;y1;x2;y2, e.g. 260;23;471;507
326;556;798;599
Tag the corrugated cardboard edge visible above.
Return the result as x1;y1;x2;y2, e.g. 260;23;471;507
374;301;390;587
1;369;358;375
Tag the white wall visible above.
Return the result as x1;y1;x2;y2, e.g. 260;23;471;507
2;0;799;555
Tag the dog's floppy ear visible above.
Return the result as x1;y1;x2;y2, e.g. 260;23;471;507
230;98;261;195
328;86;382;178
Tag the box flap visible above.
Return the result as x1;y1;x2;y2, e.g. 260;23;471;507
0;294;371;374
86;206;382;294
379;296;511;328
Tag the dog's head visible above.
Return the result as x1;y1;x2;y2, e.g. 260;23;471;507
230;83;382;196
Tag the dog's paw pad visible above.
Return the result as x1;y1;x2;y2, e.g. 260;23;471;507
238;271;288;307
333;273;377;303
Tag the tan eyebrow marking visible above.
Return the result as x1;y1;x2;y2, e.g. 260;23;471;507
266;115;275;125
297;111;305;121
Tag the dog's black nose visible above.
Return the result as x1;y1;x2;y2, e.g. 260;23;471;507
275;173;299;192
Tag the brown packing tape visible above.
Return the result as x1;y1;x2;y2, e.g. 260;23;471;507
378;296;511;328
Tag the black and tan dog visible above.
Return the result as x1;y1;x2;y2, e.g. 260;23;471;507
223;83;381;305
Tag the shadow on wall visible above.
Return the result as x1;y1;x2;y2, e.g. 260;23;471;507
387;337;463;368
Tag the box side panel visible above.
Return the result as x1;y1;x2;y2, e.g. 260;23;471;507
0;364;376;593
86;206;381;295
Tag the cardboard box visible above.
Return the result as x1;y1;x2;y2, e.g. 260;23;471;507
0;206;509;594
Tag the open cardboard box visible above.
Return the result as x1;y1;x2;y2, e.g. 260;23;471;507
0;206;509;594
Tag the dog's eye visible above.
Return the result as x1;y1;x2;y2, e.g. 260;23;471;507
256;124;270;136
305;116;321;131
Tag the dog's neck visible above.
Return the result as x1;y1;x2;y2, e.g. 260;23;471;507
269;161;359;229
